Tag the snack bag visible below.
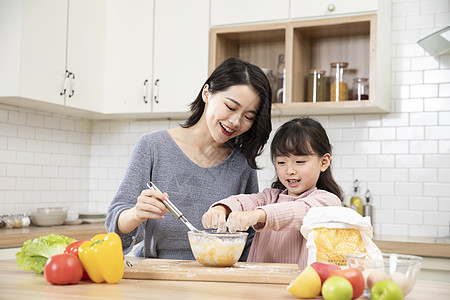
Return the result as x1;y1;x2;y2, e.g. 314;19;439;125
300;206;381;266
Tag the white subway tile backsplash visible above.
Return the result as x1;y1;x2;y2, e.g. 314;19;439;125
438;168;450;181
424;182;450;196
425;154;450;167
343;128;368;141
411;56;440;70
410;196;438;210
382;141;409;154
355;141;381;154
395;98;424;112
439;197;450;211
424;69;450;83
410;140;438;153
406;14;434;29
410;84;439;98
409;168;438;182
391;58;411;71
381;168;409;182
396;182;424;195
425;125;450;139
381;196;409;209
424;211;450;226
409;225;437;237
419;0;449;13
410;111;438;125
396;210;423;224
439;83;450;97
381;223;409;236
369;127;396;140
368;154;395;168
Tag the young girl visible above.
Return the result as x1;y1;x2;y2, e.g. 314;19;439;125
202;117;342;268
106;57;272;260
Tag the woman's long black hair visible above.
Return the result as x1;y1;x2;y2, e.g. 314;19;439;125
181;57;272;169
270;117;343;201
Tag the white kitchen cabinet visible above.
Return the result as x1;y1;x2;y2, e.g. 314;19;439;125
103;0;154;114
104;0;209;115
290;0;378;19
0;0;106;113
210;0;289;26
0;0;67;105
151;0;209;113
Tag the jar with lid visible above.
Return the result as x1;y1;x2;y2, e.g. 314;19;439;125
261;68;275;101
352;77;369;100
4;215;14;229
21;213;30;227
275;53;285;103
330;62;348;101
13;214;22;228
307;69;326;102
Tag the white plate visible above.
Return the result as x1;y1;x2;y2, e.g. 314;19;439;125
80;218;106;224
64;219;83;225
79;213;106;219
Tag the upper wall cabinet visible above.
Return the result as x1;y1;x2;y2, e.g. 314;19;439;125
104;0;209;115
0;0;107;113
290;0;378;19
209;1;391;116
210;0;289;26
151;0;209;113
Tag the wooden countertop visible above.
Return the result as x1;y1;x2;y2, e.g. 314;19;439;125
0;259;449;300
373;235;450;258
1;223;449;259
0;223;106;248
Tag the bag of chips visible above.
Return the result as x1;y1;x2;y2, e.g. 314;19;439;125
300;206;381;266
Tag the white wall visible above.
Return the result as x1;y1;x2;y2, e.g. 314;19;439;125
0;0;449;238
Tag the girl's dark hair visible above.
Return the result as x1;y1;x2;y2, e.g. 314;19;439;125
181;57;272;169
270;117;343;201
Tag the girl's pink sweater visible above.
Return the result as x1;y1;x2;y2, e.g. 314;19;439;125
214;188;341;269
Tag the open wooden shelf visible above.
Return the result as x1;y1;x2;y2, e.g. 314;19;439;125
209;14;389;116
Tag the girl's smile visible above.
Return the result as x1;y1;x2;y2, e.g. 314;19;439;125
276;153;331;197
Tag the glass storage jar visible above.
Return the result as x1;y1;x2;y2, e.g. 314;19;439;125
307;69;326;102
275;53;285;103
330;62;348;102
261;68;275;101
352;77;369;100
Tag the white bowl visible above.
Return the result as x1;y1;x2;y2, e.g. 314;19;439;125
65;210;79;222
188;230;248;267
30;207;68;226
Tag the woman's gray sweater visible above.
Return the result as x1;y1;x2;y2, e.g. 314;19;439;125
106;130;258;260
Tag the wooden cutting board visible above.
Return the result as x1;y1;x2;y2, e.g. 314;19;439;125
123;258;300;284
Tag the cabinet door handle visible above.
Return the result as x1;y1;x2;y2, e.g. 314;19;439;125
68;72;75;98
60;70;70;96
153;79;159;104
328;3;335;12
143;79;149;103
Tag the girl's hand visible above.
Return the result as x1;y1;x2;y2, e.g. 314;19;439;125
226;209;266;233
134;188;169;222
201;205;228;233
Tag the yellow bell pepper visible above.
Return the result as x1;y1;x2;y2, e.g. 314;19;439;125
78;232;124;284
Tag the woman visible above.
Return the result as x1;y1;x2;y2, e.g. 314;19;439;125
106;57;272;260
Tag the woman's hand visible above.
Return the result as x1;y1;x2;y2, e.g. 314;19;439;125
201;205;229;233
117;188;169;234
226;209;266;233
134;189;169;222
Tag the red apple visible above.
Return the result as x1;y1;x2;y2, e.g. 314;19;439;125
311;261;341;285
330;267;365;299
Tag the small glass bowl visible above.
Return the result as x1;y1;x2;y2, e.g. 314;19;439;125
346;252;423;298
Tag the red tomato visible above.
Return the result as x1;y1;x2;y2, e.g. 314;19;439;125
330;267;365;299
64;240;90;280
44;253;83;285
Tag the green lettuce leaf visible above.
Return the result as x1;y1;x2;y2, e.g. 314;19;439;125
16;234;75;274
